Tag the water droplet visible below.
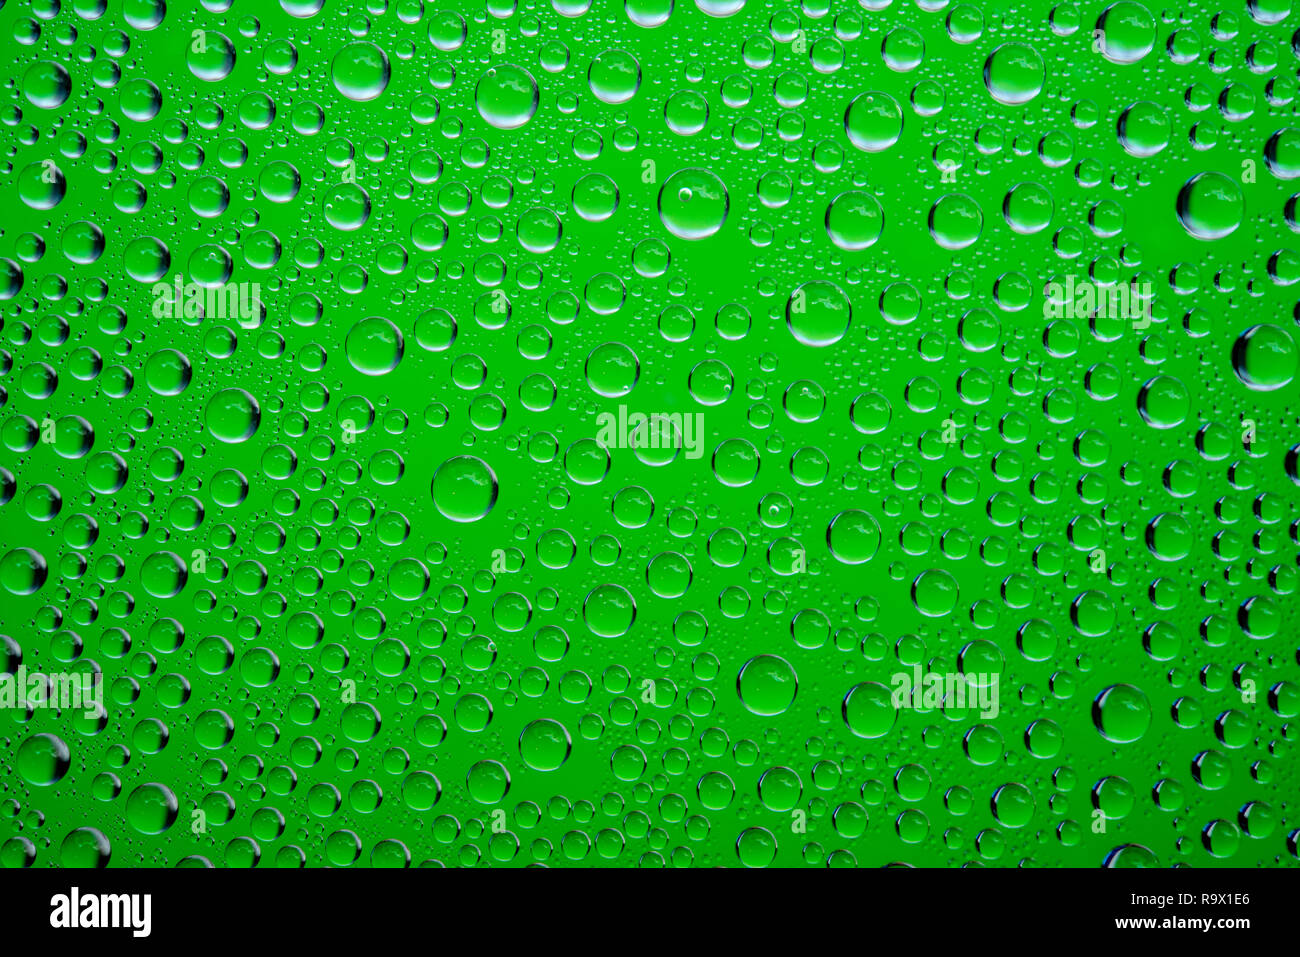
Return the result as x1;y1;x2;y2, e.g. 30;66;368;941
431;455;499;523
475;65;539;130
332;41;391;101
1176;171;1244;239
658;168;728;239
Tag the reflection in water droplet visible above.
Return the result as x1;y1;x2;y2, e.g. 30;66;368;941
1176;171;1244;239
519;718;572;770
1095;1;1157;64
844;91;903;152
658;168;728;239
475;65;540;129
18;733;71;786
786;280;852;347
982;42;1045;105
825;191;885;250
737;655;798;716
23;62;71;109
588;49;642;104
345;316;404;375
1231;324;1297;390
928;193;984;249
205;388;261;443
1092;683;1152;743
431;455;499;523
188;32;237;82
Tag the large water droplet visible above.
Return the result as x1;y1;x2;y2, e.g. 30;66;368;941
431;455;499;523
786;280;852;347
475;65;539;130
1176;171;1244;239
982;42;1045;105
658;168;728;239
844;91;903;152
332;41;391;101
1231;324;1297;390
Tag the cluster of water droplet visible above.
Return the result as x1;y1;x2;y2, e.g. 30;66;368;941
1;0;1299;869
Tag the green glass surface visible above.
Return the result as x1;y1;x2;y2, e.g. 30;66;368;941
1;0;1299;869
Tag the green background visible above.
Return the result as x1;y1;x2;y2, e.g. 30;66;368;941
1;0;1299;867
